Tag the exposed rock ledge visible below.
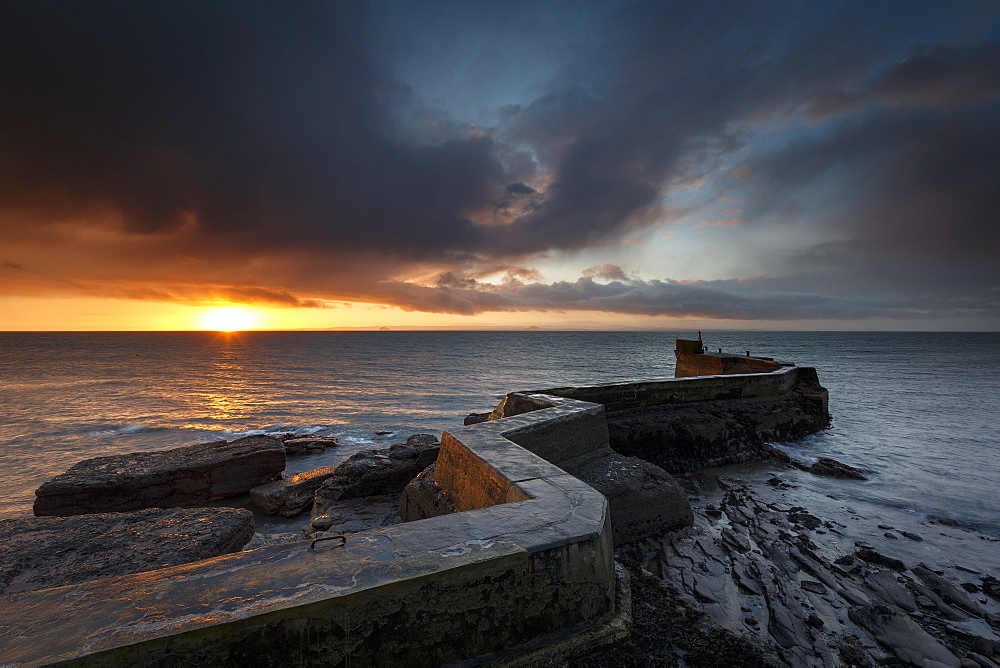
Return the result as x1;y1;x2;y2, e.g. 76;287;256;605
581;477;1000;668
0;507;254;594
33;435;286;516
303;434;439;535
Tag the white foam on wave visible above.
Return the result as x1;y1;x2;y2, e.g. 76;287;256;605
217;424;332;440
89;424;152;437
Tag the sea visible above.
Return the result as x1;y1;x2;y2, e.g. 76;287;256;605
2;330;999;543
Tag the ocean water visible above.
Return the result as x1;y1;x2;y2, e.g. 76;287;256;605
1;330;998;540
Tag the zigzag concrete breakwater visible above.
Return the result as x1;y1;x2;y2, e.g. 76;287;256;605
0;366;827;666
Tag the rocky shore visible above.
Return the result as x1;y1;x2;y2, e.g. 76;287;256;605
10;400;998;665
571;473;1000;667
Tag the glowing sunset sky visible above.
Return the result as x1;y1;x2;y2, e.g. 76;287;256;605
2;1;999;330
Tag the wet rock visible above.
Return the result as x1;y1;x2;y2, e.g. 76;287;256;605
787;511;822;530
901;530;924;541
848;603;961;667
0;507;254;594
33;435;285;516
913;563;984;616
801;580;827;594
243;532;305;550
864;570;917;612
806;457;868;480
967;655;998;668
970;636;994;657
759;444;792;464
805;613;824;628
405;433;441;451
282;437;338;455
981;575;1000;602
311;438;439;519
249;465;339;517
463;412;491;425
837;635;875;667
303;495;401;537
856;547;905;571
399;463;457;521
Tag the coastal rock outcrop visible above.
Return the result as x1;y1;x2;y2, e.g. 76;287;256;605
249;465;339;517
805;456;868;480
305;495;402;537
282;436;338;456
0;507;254;594
306;434;440;532
33;435;285;516
635;478;996;668
400;463;458;521
464;412;491;425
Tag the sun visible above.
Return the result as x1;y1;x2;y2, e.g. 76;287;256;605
201;306;256;331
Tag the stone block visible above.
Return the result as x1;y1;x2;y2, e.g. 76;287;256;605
310;439;439;518
249;465;339;517
33;435;286;516
400;463;457;521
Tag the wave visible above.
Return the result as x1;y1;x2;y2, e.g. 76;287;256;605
88;424;155;437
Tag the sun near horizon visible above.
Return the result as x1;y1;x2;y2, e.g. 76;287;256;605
200;306;257;332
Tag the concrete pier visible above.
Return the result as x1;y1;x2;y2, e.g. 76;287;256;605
2;362;829;666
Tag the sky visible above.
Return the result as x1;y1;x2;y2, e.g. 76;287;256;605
2;0;999;331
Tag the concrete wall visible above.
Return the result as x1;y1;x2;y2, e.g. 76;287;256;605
675;353;784;378
536;365;805;411
511;367;829;474
674;338;784;378
0;397;622;667
1;367;828;666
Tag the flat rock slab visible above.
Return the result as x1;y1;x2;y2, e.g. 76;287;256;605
34;435;285;516
305;494;402;537
311;438;439;513
283;437;339;456
0;507;254;594
249;465;339;517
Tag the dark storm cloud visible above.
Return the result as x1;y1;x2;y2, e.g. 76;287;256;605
486;0;988;255
744;101;1000;284
373;273;980;321
3;0;934;257
2;0;999;323
807;44;1000;118
0;0;495;253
